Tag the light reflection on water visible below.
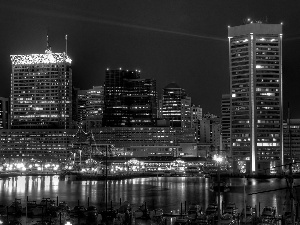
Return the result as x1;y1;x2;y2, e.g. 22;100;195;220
0;176;296;215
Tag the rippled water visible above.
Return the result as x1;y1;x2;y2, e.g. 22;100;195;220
0;175;297;215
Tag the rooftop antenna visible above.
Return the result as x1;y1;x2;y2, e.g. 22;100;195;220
45;32;52;54
65;34;68;55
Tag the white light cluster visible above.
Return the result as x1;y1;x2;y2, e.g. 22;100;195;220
10;53;72;65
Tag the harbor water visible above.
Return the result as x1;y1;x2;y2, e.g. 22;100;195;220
0;175;297;217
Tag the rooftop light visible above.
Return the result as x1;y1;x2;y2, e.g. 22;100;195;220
11;53;72;65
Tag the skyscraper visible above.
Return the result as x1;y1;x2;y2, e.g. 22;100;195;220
86;86;104;129
221;94;230;151
161;82;192;128
0;97;9;129
103;68;157;127
228;21;283;173
10;39;72;129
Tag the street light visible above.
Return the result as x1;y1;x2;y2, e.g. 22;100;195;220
213;154;223;225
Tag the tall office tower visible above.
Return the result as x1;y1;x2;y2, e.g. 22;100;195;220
0;97;9;129
221;94;231;151
103;68;157;127
192;105;202;123
228;21;283;173
126;78;157;126
86;86;104;129
161;82;192;128
72;87;80;125
283;119;300;164
76;89;88;127
10;40;72;129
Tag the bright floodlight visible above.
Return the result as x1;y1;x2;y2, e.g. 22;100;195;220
213;155;223;163
65;222;72;225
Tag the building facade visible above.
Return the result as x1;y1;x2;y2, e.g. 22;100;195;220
10;48;72;129
221;94;231;151
198;117;221;150
228;22;283;173
0;97;9;129
0;129;74;160
283;119;300;163
160;82;192;128
103;69;157;127
86;86;104;129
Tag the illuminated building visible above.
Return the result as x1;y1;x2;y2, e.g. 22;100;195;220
0;129;74;160
221;94;230;151
94;127;196;148
191;105;202;143
161;82;192;128
103;69;157;127
283;119;300;163
228;22;283;173
192;105;202;124
10;40;72;129
0;97;9;129
86;86;104;129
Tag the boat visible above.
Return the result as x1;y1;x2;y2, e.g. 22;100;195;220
57;201;71;212
31;206;45;217
187;204;201;220
7;199;22;216
116;201;131;224
240;205;256;224
70;205;87;218
133;204;150;219
220;213;237;225
223;202;238;218
0;204;7;215
259;206;276;224
191;213;208;225
22;200;38;216
150;208;164;224
205;203;218;220
174;215;191;225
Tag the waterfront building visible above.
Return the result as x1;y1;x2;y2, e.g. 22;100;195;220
128;143;197;158
92;126;196;149
228;21;283;173
10;39;72;129
0;97;9;129
0;125;196;161
221;94;230;151
0;129;74;161
103;69;157;127
160;82;192;128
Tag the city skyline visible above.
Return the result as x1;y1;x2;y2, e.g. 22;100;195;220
0;1;300;117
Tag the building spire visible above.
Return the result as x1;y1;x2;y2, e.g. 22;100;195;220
45;32;52;54
65;34;68;55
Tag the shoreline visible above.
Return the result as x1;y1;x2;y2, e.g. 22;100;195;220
1;171;299;180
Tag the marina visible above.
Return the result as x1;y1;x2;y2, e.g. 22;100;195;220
0;175;299;224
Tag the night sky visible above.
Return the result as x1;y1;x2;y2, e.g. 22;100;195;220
1;0;300;117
